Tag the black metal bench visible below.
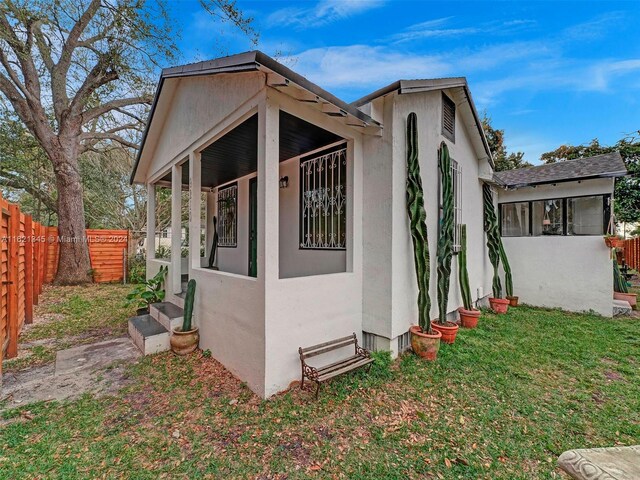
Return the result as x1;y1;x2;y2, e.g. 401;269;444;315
298;333;373;398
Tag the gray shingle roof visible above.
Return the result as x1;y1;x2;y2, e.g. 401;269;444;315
494;151;627;188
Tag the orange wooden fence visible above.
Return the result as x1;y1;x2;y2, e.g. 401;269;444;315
624;237;640;272
0;192;129;374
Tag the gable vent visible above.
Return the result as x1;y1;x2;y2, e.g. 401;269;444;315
442;93;455;142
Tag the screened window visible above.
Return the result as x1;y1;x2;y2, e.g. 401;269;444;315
442;93;455;142
217;183;237;247
300;147;347;250
568;196;605;235
533;199;563;236
501;202;530;237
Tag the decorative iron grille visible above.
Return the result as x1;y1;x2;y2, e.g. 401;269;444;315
300;148;347;250
217;184;237;247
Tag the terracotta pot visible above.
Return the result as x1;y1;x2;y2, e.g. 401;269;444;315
614;292;637;309
506;296;519;307
489;297;509;314
604;237;625;249
409;325;441;361
458;307;481;328
170;327;200;355
431;321;459;344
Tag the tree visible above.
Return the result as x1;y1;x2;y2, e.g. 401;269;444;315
481;114;531;172
541;136;640;224
0;0;256;284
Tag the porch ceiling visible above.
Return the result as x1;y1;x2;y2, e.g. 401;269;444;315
162;111;342;189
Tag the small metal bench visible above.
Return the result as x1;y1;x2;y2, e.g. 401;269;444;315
298;333;373;398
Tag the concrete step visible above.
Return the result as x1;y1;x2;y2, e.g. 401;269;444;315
150;301;183;331
128;314;170;355
613;299;633;317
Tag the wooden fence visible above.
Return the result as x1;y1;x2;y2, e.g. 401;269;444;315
624;237;640;272
0;192;129;374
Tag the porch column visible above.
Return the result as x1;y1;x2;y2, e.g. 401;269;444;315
189;151;202;270
171;163;182;294
147;183;156;261
257;93;279;283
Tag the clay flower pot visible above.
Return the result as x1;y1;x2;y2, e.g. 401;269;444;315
604;237;625;249
170;327;200;355
614;292;637;310
458;307;481;328
431;321;459;344
409;325;441;361
489;297;509;314
506;296;519;307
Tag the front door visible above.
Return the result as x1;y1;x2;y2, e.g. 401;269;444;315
248;177;257;277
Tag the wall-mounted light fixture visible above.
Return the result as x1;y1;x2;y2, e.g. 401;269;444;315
279;176;289;189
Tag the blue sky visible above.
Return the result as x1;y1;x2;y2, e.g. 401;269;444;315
167;0;640;164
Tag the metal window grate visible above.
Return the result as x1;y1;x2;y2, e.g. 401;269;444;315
217;184;237;247
442;93;455;141
398;332;411;353
362;332;375;352
452;159;462;252
300;148;347;250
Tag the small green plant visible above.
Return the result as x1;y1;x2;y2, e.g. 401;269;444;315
458;224;473;310
128;254;146;284
182;279;196;331
202;349;212;358
126;265;168;310
613;256;629;293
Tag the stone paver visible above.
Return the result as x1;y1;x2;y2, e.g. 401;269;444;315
558;445;640;480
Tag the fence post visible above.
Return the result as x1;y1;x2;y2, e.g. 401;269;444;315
7;204;19;358
25;215;33;324
38;223;45;292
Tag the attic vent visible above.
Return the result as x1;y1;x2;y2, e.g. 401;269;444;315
442;93;455;142
398;332;411;353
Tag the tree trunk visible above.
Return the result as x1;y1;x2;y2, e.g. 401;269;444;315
52;151;92;285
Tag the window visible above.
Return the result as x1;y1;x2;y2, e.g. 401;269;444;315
442;93;455;141
568;196;605;235
439;157;462;252
501;202;530;237
217;183;237;247
300;147;347;250
533;199;563;236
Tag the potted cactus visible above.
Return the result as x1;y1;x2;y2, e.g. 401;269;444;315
458;224;481;328
499;241;518;307
170;279;200;355
405;112;442;360
483;184;509;314
613;255;637;309
432;142;459;344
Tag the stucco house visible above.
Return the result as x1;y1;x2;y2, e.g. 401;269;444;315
129;51;624;398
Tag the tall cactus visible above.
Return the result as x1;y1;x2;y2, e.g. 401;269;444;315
483;184;502;298
613;256;629;293
498;241;513;298
406;112;432;333
182;279;197;331
436;142;454;324
458;224;473;310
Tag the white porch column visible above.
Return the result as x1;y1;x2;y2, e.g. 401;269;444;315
189;151;202;271
171;163;182;294
257;92;279;283
147;183;156;261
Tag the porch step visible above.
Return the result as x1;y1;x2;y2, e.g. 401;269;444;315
150;301;183;331
613;299;633;317
128;314;170;355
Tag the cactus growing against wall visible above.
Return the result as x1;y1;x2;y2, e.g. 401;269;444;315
613;256;629;294
498;241;514;298
458;224;473;311
436;142;454;324
405;112;432;333
483;184;503;298
182;279;197;331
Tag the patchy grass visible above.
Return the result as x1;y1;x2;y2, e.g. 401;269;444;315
3;284;137;372
1;303;639;478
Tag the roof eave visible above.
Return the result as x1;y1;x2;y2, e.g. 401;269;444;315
497;171;627;189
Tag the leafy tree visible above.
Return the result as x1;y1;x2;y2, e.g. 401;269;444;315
540;136;640;224
482;114;531;172
0;0;255;284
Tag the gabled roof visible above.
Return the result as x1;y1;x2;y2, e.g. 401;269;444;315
493;151;627;188
131;51;380;184
351;78;493;165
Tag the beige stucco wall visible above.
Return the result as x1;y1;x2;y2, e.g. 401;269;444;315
498;178;614;317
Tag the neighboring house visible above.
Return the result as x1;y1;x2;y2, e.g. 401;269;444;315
495;153;627;317
130;51;623;398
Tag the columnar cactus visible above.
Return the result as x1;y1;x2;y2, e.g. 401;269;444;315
498;240;514;298
613;256;629;293
436;142;454;324
406;112;432;333
182;279;197;331
458;224;473;310
483;184;502;298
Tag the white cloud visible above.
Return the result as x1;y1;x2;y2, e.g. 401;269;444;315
267;0;385;29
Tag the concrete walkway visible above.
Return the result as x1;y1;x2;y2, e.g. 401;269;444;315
1;337;140;411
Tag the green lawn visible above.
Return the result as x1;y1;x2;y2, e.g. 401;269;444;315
1;300;639;479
